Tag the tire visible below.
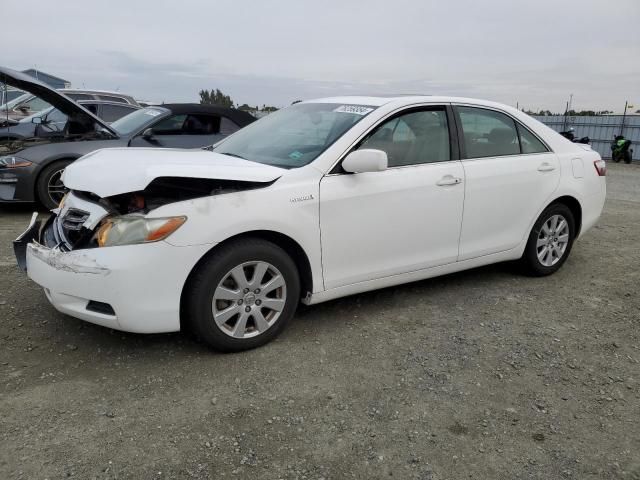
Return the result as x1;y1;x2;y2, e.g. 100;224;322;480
521;203;576;276
624;151;632;164
36;160;73;210
185;238;300;352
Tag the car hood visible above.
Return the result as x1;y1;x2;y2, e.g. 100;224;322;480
0;66;115;135
62;148;285;197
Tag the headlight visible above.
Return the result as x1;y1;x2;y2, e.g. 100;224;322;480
95;215;186;247
0;156;33;168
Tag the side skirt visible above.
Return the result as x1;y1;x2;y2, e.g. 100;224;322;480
303;245;524;306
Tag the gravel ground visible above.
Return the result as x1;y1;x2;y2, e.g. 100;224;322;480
0;163;638;480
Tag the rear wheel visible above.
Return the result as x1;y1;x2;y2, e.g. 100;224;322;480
612;151;621;163
185;238;300;352
36;160;72;210
521;203;575;276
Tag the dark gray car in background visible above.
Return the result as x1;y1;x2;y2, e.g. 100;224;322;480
1;88;140;122
0;67;255;208
0;100;141;139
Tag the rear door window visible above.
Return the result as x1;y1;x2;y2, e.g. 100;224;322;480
517;124;548;154
456;106;520;158
182;114;221;135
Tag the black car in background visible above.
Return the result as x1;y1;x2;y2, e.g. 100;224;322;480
0;67;256;208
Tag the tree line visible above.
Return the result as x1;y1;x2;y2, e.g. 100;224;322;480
523;109;616;116
198;88;279;112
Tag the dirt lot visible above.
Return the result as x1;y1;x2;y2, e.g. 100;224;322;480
0;163;638;480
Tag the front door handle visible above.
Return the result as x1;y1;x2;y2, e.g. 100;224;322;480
537;162;556;172
436;175;462;186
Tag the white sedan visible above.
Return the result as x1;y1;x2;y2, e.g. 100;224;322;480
15;96;606;351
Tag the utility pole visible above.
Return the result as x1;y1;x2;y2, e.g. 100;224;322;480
620;100;629;136
568;93;573;113
562;93;574;132
562;101;569;131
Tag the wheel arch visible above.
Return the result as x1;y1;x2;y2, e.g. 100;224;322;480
33;155;81;203
179;230;314;330
549;195;583;236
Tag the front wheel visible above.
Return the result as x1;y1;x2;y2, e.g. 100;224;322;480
624;151;632;164
521;203;576;276
185;238;300;352
36;160;72;210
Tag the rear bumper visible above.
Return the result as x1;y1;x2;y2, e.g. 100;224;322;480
23;236;213;333
579;181;606;238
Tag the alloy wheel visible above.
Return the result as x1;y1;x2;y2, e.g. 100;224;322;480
47;168;68;206
212;261;287;339
536;214;570;267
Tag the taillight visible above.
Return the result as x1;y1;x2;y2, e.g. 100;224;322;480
594;159;606;176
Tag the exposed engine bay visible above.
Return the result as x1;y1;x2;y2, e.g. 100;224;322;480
41;177;275;252
97;177;275;214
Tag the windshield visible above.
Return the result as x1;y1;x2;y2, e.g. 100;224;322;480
0;93;32;111
110;106;168;135
0;89;25;105
19;106;55;123
212;102;376;168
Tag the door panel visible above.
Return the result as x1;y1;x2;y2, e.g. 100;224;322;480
455;105;561;260
459;153;560;259
320;162;465;290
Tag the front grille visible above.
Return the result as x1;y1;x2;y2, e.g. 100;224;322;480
61;208;90;231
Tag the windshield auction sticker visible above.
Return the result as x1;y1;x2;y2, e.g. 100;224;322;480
144;109;162;117
333;105;374;115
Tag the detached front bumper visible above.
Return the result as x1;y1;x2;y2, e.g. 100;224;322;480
15;214;214;333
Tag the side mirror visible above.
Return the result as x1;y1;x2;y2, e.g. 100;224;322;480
142;128;155;139
31;116;43;125
342;149;388;173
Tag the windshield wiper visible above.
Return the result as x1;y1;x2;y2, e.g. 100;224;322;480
219;152;247;160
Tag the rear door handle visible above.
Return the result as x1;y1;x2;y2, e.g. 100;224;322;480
436;175;462;186
537;163;556;172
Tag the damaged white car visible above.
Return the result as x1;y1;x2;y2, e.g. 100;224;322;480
15;96;606;351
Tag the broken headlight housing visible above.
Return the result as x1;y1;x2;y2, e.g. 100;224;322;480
95;215;186;247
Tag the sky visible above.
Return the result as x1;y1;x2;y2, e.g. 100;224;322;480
2;0;639;112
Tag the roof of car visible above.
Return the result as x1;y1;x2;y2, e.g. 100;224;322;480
59;88;135;97
303;95;519;111
158;103;256;126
